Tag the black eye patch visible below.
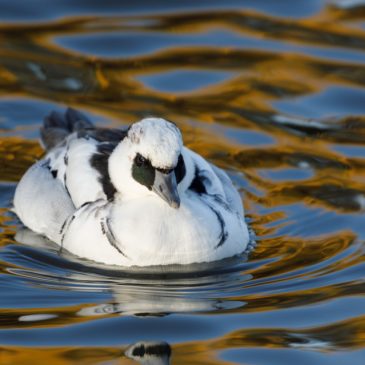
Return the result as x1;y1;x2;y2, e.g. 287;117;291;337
132;153;155;190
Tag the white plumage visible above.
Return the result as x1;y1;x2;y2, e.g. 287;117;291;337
13;108;250;267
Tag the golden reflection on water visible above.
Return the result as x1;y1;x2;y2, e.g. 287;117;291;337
2;315;365;364
1;1;365;364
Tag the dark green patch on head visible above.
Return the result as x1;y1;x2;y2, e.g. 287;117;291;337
132;153;155;190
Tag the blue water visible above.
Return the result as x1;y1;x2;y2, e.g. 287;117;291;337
1;1;365;364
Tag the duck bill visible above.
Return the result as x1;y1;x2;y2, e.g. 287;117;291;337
152;171;180;209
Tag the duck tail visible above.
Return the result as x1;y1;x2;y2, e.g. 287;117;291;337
40;108;94;150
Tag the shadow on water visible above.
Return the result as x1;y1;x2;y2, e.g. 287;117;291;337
1;0;365;364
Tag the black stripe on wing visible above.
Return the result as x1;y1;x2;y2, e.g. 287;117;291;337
86;126;128;201
188;164;229;248
90;142;120;201
100;217;129;258
189;165;207;195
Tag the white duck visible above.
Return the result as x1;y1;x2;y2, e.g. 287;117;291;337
13;108;250;267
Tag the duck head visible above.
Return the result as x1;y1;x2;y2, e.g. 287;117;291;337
109;118;185;208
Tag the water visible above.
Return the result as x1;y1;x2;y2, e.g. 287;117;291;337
1;0;365;364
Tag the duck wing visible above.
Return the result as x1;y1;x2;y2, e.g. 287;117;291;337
209;164;244;216
186;149;244;215
13;159;75;243
14;108;128;247
42;108;128;208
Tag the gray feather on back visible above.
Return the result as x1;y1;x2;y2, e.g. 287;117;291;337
40;108;94;150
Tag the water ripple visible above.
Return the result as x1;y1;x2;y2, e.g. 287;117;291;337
1;1;365;364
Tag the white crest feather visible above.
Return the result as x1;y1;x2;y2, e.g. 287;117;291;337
127;118;182;168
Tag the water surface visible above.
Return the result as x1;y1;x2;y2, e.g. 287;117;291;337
1;0;365;364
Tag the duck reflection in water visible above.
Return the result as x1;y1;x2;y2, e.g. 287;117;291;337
15;227;249;317
73;261;247;317
125;341;171;365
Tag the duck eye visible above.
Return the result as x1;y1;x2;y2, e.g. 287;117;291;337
135;153;147;167
158;168;173;175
